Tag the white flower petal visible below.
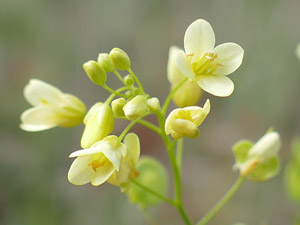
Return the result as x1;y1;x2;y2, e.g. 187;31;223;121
197;75;234;97
91;163;115;186
68;155;94;185
184;19;215;58
124;133;140;165
175;50;195;80
20;106;62;131
24;79;63;106
168;46;185;83
212;43;244;76
69;146;101;158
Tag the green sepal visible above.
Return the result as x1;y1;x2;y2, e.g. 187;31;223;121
232;140;253;163
247;156;280;182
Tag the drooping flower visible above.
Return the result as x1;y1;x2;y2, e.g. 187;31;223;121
107;133;140;191
233;131;281;181
165;99;210;139
175;19;244;97
168;46;202;107
68;135;127;186
123;95;148;121
20;79;86;132
81;102;114;148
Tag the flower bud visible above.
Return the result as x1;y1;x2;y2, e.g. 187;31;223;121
81;103;114;148
109;48;131;71
123;95;148;121
233;131;281;181
97;53;115;72
83;60;107;86
111;98;126;117
147;97;161;112
127;157;168;209
124;75;135;86
165;99;210;139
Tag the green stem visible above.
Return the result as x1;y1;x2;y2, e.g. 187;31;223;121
161;77;188;115
196;176;246;225
105;86;130;104
131;179;175;206
103;84;127;98
176;138;184;176
155;111;192;225
127;68;145;94
113;70;126;85
119;112;150;140
138;119;161;135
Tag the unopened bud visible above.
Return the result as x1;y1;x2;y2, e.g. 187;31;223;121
147;97;160;112
123;95;148;121
97;53;115;72
109;48;131;71
124;75;134;86
83;60;107;86
111;98;126;117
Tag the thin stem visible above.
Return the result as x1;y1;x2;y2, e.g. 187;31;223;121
176;138;184;176
105;86;129;104
138;119;161;135
196;176;246;225
119;112;150;140
127;68;145;94
103;84;127;98
161;77;188;115
131;179;175;206
113;70;126;85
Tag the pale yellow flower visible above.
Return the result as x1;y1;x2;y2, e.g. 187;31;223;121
168;46;202;107
296;43;300;61
165;99;210;139
107;133;140;191
175;19;244;97
81;102;114;148
68;135;127;186
20;79;86;131
233;131;281;181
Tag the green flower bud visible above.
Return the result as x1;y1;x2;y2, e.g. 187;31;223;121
124;75;134;86
147;97;161;112
127;157;168;209
109;48;131;71
111;98;126;117
123;95;148;121
232;131;281;181
81;102;114;148
83;60;107;86
97;53;115;72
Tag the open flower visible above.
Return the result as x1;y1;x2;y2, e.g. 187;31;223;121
233;131;281;181
107;133;140;192
165;99;210;139
20;79;86;132
168;46;202;107
68;135;127;186
175;19;244;97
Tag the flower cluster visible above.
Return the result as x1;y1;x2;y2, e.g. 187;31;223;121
20;18;282;224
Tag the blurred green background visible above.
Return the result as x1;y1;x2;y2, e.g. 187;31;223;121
1;0;300;224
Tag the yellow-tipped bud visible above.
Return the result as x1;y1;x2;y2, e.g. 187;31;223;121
97;53;115;72
109;48;131;71
111;98;126;117
123;95;148;121
83;60;107;86
81;103;114;148
124;75;135;86
147;97;161;112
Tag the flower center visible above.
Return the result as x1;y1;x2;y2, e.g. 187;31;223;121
88;154;106;172
190;52;223;76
